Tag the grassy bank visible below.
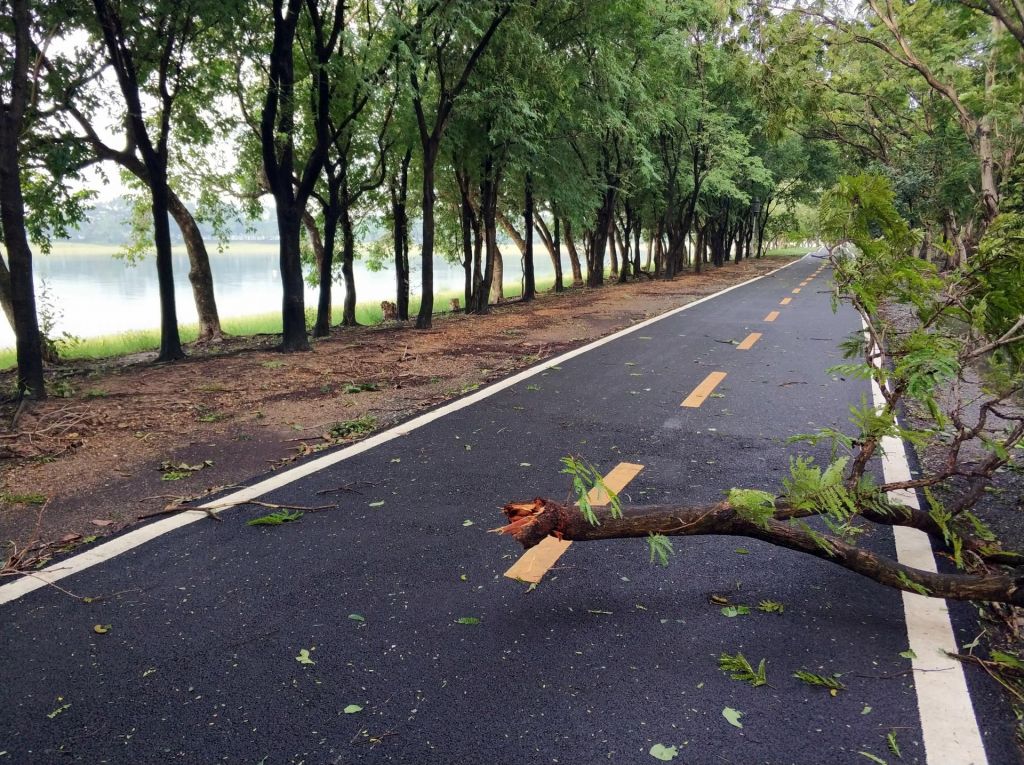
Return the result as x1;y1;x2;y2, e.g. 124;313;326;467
764;246;815;258
0;277;553;369
41;241;281;257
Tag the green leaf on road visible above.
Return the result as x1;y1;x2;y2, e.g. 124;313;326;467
899;649;916;660
368;501;385;508
886;730;901;758
649;743;678;761
462;520;474;526
295;648;316;665
348;614;365;622
858;752;887;764
722;707;744;728
47;702;71;720
720;605;751;617
344;704;363;714
456;617;481;625
247;510;303;526
93;624;111;634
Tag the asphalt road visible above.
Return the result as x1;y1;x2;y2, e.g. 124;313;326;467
1;255;1014;764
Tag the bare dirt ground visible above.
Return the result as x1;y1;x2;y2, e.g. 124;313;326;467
0;258;792;569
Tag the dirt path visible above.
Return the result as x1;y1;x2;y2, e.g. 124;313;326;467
0;258;793;565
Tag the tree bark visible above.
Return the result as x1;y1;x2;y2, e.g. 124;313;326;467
308;207;335;338
552;216;564;292
167;191;222;341
0;1;45;397
562;218;583;285
498;498;1024;606
339;203;357;326
391;148;411;321
522;173;535;301
416;141;438;329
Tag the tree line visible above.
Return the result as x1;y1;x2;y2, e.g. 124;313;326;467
1;0;1020;399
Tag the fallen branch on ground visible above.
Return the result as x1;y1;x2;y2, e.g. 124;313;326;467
495;498;1024;606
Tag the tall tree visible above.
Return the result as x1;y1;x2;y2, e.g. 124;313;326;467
0;0;45;395
404;0;513;329
260;0;346;351
89;0;215;361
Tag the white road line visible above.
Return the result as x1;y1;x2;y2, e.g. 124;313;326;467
868;326;988;765
0;258;804;607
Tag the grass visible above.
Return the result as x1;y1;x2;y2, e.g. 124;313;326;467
0;276;555;369
764;246;815;258
42;241;281;258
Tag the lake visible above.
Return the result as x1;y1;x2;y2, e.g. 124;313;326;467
0;243;556;348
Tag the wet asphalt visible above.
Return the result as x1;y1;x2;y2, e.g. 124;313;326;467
0;254;1015;764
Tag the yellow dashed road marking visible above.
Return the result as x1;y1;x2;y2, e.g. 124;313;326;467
792;287;801;294
764;311;780;322
736;332;762;351
681;371;727;408
504;462;644;584
780;297;792;305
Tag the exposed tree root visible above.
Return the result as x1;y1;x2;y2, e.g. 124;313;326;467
496;498;1024;606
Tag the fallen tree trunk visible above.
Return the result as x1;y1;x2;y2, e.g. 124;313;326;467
496;498;1024;606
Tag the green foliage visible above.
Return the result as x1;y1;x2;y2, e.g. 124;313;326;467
648;743;679;761
793;669;845;692
728;489;776;529
896;571;931;596
757;600;785;614
973;161;1024;364
560;457;622;525
647;533;674;567
247;510;303;526
329;416;377;439
886;730;901;758
718;652;768;687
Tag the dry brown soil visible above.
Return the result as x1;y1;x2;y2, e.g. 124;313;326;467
0;258;792;565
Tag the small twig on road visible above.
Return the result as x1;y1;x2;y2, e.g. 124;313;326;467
316;481;378;496
947;652;1024;702
137;505;222;521
138;499;338;522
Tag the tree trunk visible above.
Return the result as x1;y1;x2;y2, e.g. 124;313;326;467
167;190;222;341
563;218;583;285
552;216;563;292
481;157;503;306
308;209;334;338
489;239;504;304
607;213;618;278
458;170;475;313
497;498;1024;606
277;206;309;350
633;225;641;277
694;223;704;274
522;173;535;302
148;168;185;361
391;149;411;321
0;254;16;335
586;188;615;287
534;213;563;293
616;222;630;284
340;204;358;326
498;210;527;255
0;104;45;397
416;141;438;329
